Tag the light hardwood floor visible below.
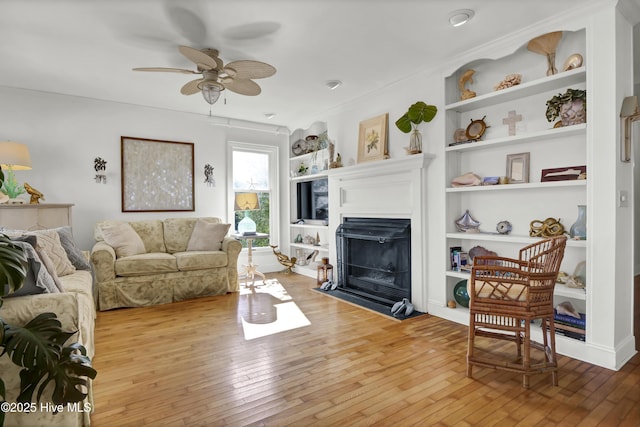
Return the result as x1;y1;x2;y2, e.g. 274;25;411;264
91;273;640;426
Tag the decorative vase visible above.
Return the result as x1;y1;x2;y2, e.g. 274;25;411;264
569;205;587;240
409;127;422;154
561;99;586;126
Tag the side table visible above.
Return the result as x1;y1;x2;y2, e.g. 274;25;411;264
231;232;269;286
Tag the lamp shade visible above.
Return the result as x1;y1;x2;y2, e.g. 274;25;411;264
0;141;32;170
200;82;224;105
234;192;260;211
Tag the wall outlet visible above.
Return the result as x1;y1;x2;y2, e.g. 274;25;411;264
618;190;629;207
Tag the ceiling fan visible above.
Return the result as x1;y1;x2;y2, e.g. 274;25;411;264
133;45;276;105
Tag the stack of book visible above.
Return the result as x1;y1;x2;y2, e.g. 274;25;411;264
552;309;586;341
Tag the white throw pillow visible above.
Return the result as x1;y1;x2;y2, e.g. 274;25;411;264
100;221;146;258
186;220;230;251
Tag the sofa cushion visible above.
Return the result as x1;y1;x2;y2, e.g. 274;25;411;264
174;251;228;271
27;228;76;277
100;221;146;258
129;220;167;253
163;217;221;253
54;226;92;271
115;252;178;277
186;220;230;251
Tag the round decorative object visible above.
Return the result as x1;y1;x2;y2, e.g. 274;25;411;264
465;116;488;141
496;220;512;234
453;280;470;308
529;217;565;237
292;140;306;156
447;300;457;308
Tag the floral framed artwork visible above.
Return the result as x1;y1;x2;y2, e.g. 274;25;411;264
121;136;195;212
506;152;530;184
357;113;389;163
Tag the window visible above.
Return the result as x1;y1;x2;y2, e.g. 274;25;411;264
229;142;279;248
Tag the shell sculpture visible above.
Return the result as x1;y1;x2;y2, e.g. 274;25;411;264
455;210;480;233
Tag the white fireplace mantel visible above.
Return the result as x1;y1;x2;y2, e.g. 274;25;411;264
328;153;434;312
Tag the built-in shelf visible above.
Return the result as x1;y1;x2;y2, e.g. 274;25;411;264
446;179;586;193
445;67;586;112
289;223;328;229
291;242;329;252
445;123;586;152
445;270;587;301
446;232;587;247
290;171;328;182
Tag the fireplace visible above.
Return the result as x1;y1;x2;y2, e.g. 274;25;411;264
336;217;411;306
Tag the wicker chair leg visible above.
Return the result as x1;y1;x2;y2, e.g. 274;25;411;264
548;317;559;386
523;321;531;388
466;317;475;378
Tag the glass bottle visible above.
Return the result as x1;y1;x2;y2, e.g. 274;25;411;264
409;126;422;154
569;205;587;240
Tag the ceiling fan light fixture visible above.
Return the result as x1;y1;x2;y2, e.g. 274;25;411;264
326;80;342;90
199;81;224;105
449;9;474;27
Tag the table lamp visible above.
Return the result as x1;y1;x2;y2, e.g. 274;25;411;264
0;141;32;199
234;192;260;235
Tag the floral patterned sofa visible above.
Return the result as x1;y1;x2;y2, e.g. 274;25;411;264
0;226;95;427
91;217;241;311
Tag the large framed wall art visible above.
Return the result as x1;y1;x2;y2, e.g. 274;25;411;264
121;136;195;212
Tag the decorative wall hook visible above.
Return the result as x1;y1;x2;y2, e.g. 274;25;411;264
204;163;215;187
94;157;107;184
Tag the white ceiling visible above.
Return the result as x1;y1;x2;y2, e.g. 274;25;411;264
0;0;610;131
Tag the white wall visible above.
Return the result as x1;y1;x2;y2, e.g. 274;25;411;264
0;86;288;260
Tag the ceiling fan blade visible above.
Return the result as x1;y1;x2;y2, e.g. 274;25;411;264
133;67;197;74
178;45;218;70
224;60;276;79
181;78;203;95
224;78;261;96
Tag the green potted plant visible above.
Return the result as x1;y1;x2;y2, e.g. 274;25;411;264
395;101;438;154
0;171;96;426
545;88;586;126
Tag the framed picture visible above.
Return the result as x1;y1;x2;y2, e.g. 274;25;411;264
506;152;530;184
541;165;587;182
357;113;389;163
121;136;195;212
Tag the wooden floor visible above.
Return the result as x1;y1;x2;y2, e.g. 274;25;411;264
91;273;640;426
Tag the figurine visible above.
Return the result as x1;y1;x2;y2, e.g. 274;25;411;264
270;245;297;274
459;69;477;100
24;182;44;204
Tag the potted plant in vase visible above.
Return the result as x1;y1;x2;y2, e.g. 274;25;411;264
395;101;438;154
0;171;96;427
545;88;586;127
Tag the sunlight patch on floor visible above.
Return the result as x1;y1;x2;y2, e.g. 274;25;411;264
239;278;311;340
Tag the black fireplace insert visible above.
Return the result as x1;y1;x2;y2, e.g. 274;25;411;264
336;217;411;306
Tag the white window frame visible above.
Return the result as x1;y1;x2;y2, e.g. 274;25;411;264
227;141;279;249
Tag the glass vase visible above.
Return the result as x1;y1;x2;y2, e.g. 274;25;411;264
569;205;587;240
409;127;422;154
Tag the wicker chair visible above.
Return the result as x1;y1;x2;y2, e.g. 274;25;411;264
466;235;567;388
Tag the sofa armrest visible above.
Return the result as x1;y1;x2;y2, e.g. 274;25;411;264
222;237;242;268
91;241;116;283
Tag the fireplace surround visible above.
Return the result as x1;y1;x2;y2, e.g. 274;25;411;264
328;154;433;312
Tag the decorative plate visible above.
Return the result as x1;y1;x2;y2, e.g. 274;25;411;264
292;139;306;156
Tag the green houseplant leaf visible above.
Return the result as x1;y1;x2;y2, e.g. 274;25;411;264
395;101;438;133
0;234;28;297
